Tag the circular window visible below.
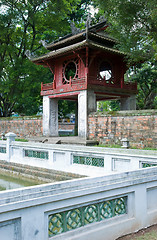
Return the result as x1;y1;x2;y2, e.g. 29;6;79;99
62;59;79;84
64;61;76;82
99;61;112;81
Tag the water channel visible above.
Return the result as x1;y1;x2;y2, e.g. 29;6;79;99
0;174;42;191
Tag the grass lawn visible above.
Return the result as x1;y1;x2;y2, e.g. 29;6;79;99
117;225;157;240
96;144;157;151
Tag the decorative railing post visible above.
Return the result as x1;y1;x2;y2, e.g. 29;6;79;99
5;132;16;162
121;138;130;149
69;76;72;86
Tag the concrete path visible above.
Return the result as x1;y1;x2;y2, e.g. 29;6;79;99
28;136;99;146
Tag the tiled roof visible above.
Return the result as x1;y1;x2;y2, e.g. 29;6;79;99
46;20;110;50
46;30;116;51
31;39;125;64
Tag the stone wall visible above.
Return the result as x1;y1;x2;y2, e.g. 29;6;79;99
88;110;157;148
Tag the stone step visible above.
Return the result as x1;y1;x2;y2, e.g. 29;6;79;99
0;160;84;183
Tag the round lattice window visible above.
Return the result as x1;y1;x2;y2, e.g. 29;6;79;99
99;61;112;81
63;60;78;84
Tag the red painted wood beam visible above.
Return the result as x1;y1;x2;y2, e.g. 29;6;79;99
94;91;130;98
49;92;80;99
96;25;109;32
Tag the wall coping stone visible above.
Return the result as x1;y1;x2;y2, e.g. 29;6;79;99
9;141;157;157
89;109;157;117
0;110;156;121
0;115;42;121
1;166;157;213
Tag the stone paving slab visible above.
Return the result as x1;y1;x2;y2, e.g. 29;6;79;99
28;136;157;157
28;136;99;146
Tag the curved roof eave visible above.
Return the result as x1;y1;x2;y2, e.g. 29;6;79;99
31;39;127;64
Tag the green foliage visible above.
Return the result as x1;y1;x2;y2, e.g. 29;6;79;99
97;101;110;112
0;0;80;117
68;0;98;28
132;62;157;109
97;100;120;112
94;0;157;109
58;100;76;119
94;0;157;63
124;61;157;109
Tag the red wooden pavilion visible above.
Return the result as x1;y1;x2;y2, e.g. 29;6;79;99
30;21;137;138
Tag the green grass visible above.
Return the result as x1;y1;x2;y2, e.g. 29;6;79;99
0;186;5;191
124;230;157;240
132;147;157;151
135;231;157;239
15;138;28;142
95;144;156;150
96;144;121;148
0;138;28;142
118;225;157;240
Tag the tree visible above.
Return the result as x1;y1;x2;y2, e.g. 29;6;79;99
0;0;80;117
58;100;76;119
94;0;157;63
131;61;157;109
97;100;120;112
93;0;157;109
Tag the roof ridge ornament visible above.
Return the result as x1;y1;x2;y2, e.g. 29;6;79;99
25;50;37;60
99;15;107;23
86;13;92;41
86;13;92;28
39;40;48;48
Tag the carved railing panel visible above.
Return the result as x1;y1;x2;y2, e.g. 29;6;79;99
73;155;104;167
0;147;6;154
48;196;127;237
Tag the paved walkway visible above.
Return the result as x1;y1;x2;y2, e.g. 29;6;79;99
28;136;99;146
28;136;157;157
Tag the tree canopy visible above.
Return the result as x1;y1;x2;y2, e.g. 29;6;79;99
94;0;157;63
0;0;156;117
0;0;81;117
131;61;157;109
94;0;157;110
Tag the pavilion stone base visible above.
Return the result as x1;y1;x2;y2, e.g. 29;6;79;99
42;92;136;138
78;90;96;139
43;96;58;137
42;90;97;139
120;95;136;110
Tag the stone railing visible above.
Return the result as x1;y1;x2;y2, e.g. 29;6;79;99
0;132;157;177
1;166;157;239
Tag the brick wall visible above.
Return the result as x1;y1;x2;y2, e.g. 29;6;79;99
0;111;157;148
58;123;75;130
88;110;157;148
0;116;75;138
0;117;43;138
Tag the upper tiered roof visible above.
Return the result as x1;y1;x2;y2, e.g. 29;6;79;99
30;21;125;65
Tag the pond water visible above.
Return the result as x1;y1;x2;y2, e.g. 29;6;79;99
0;174;41;191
